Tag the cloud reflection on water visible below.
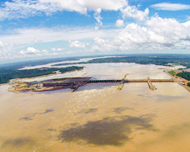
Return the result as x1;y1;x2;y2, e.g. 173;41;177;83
19;108;54;121
1;138;34;149
58;115;156;146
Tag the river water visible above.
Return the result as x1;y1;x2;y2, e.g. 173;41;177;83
0;63;190;152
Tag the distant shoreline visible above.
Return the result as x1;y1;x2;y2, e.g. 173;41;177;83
0;66;84;85
9;68;85;83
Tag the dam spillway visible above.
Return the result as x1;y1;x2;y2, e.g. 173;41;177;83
22;77;185;92
87;79;181;91
87;79;176;83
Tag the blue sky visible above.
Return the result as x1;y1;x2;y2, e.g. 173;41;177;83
0;0;190;63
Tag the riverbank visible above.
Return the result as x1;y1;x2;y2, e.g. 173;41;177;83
10;68;85;83
0;66;84;84
165;70;190;92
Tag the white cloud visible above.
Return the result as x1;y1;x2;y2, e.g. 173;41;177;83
91;16;190;52
1;27;117;46
39;0;127;13
65;51;74;54
151;3;190;11
0;48;12;60
18;47;53;58
0;41;14;60
121;6;149;21
69;40;88;48
0;26;122;61
32;39;43;44
19;47;40;55
91;37;116;51
41;49;49;55
0;0;149;31
51;48;64;51
0;0;128;21
145;16;188;41
0;0;128;31
0;41;4;48
94;8;102;30
0;0;62;21
42;49;48;52
0;41;9;48
183;21;190;27
116;19;124;27
2;14;190;60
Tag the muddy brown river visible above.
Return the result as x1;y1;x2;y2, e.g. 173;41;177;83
0;63;190;152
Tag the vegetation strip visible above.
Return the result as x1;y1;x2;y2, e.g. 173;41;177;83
0;66;83;84
52;54;190;67
176;72;190;81
2;54;190;85
167;70;190;90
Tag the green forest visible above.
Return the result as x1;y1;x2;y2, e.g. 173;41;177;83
188;82;190;87
88;55;190;67
52;54;190;67
176;72;190;81
0;66;83;84
168;70;176;76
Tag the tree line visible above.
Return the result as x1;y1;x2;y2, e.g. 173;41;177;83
0;66;83;84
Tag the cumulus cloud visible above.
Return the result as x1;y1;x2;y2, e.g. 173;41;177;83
183;21;190;27
19;47;40;55
0;41;9;48
69;40;88;48
0;0;128;21
121;6;149;21
145;16;189;41
3;15;190;59
116;19;124;27
39;0;127;13
0;41;4;48
18;47;52;58
91;16;190;52
151;3;190;11
51;48;64;51
0;0;150;31
91;37;116;51
42;49;49;54
2;10;190;60
94;8;102;30
0;27;121;61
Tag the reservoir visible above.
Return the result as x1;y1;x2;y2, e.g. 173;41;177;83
0;63;189;152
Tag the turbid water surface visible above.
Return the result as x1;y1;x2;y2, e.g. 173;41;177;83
0;63;189;152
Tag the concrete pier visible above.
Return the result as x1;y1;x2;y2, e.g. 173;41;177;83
117;74;129;90
147;77;156;90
